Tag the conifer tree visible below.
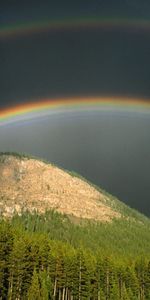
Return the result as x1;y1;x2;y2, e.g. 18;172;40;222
0;222;13;299
38;236;50;272
9;236;32;300
0;211;150;299
135;258;147;300
47;247;57;299
28;268;41;300
124;266;139;298
127;287;138;300
122;282;130;300
99;288;106;300
101;257;113;300
39;270;52;300
145;260;150;299
109;282;120;300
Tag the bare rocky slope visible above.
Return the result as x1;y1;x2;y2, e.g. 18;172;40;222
0;153;122;221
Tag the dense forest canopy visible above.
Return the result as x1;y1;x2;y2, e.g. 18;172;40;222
0;210;150;299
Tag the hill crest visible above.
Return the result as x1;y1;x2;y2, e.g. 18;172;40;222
0;153;120;221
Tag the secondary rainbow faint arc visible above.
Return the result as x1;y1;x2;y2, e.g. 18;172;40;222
1;17;150;38
0;97;150;124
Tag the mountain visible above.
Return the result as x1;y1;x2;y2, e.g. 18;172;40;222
0;152;121;221
0;152;149;222
0;152;150;256
0;152;148;223
0;153;150;299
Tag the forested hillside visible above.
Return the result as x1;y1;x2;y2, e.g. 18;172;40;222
0;210;150;299
0;153;150;299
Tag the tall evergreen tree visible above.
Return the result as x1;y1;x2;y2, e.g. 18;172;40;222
28;268;41;300
8;236;32;300
0;222;13;300
39;270;52;300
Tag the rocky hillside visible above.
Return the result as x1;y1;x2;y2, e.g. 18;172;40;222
0;153;122;221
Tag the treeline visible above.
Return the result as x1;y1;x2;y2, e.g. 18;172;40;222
0;211;150;299
11;210;150;258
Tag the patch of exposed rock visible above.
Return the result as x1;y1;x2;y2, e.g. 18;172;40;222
0;154;121;221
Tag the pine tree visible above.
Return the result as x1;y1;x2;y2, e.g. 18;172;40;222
122;283;130;300
8;235;34;300
1;212;150;300
101;257;113;300
55;248;66;299
76;248;93;299
0;221;13;299
145;260;150;299
135;258;147;300
47;247;57;299
28;268;41;300
39;270;52;300
116;262;126;300
124;265;139;298
127;287;138;300
38;236;50;272
95;255;106;299
109;282;120;300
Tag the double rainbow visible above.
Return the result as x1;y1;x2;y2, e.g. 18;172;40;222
1;16;150;39
1;15;150;124
0;97;150;126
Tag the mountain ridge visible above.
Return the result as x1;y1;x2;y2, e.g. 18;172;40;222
0;152;149;225
0;152;121;221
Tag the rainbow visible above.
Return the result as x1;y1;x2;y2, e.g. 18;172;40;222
0;97;150;126
1;16;150;39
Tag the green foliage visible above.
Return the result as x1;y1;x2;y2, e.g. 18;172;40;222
39;270;52;300
0;212;150;299
0;153;150;298
28;268;41;300
11;210;150;259
0;151;32;160
0;221;14;299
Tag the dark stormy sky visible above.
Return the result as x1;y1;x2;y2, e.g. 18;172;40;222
1;0;150;216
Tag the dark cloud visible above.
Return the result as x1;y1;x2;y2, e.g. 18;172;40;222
1;1;150;217
1;28;150;108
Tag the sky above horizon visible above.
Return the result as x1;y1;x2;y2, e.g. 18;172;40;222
1;1;150;216
1;1;150;22
0;108;150;217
